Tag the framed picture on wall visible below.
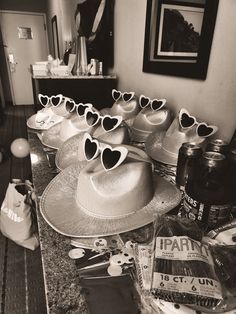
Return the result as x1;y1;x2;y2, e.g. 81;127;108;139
143;0;219;79
51;15;60;59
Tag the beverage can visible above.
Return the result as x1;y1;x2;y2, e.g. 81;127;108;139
176;142;202;191
183;151;231;232
206;139;229;155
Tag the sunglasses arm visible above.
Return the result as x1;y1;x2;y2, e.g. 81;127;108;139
125;145;154;167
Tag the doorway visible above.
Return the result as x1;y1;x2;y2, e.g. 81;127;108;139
0;11;49;105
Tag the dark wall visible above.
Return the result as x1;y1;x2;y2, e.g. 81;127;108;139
0;0;47;12
0;27;12;103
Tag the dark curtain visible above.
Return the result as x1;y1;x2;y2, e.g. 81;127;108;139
74;0;114;73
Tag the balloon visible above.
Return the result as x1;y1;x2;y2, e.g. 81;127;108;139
10;138;30;158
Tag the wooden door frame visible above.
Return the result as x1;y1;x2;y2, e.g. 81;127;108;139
0;10;49;105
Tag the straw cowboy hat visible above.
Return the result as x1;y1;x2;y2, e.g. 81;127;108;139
40;102;97;149
145;108;218;166
131;95;172;143
27;93;67;130
55;109;131;170
102;89;141;126
40;135;181;237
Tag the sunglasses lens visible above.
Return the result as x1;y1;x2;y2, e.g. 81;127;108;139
51;96;62;107
39;96;49;107
102;116;119;132
112;90;121;101
197;124;214;137
77;104;88;116
65;100;74;112
102;148;121;170
140;96;149;108
123;92;133;102
85;138;98;160
86;111;99;126
180;113;195;128
151;100;164;111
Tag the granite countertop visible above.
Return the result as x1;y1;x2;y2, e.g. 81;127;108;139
32;74;117;80
27;128;236;314
27;129;88;314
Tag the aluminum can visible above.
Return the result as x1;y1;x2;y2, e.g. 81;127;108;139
176;142;202;191
183;151;231;231
206;139;229;155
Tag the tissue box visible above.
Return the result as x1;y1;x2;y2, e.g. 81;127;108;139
50;66;70;77
32;64;48;76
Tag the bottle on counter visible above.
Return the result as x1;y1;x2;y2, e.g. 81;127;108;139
98;61;103;76
182;151;231;232
176;142;202;192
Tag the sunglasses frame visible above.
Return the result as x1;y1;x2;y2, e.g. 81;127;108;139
67;102;93;116
139;95;167;111
64;98;76;113
196;122;218;137
38;93;63;108
112;89;135;103
83;133;128;171
84;108;123;132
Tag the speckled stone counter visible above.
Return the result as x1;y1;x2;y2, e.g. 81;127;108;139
27;129;88;314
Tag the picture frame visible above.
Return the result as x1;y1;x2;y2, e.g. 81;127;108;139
143;0;219;79
51;15;60;59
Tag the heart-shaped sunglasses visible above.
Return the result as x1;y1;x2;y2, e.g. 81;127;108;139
196;122;218;137
83;133;151;171
179;109;218;136
112;89;135;102
139;95;166;111
84;108;123;132
38;94;64;107
66;102;93;117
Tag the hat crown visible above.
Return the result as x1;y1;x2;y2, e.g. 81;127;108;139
76;155;154;218
145;108;218;165
59;114;93;142
92;124;130;145
132;108;171;140
110;98;140;121
51;97;73;118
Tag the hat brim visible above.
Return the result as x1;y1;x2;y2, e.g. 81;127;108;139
27;114;62;131
55;133;85;170
40;163;182;237
41;123;63;149
145;131;178;166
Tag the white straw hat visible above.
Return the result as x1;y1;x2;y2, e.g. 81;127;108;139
40;145;181;237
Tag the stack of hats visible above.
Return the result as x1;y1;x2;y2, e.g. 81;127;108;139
40;101;96;149
130;94;172;144
55;104;131;170
38;90;218;238
27;94;66;130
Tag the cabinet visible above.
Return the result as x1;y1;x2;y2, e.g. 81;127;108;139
31;75;117;112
